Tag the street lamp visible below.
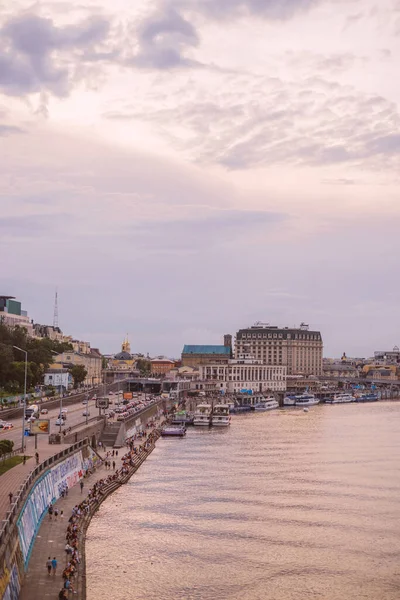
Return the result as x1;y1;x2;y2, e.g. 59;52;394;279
13;346;27;452
51;350;63;433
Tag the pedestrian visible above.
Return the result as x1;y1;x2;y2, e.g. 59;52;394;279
51;557;57;575
112;461;116;470
116;450;118;457
54;508;59;520
80;480;84;493
23;455;26;465
8;492;13;504
112;450;115;457
35;452;39;465
48;504;53;520
60;510;64;519
46;557;52;575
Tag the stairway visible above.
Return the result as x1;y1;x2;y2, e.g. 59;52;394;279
99;422;122;448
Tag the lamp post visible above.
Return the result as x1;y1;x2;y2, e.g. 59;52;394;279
13;346;27;452
51;350;63;433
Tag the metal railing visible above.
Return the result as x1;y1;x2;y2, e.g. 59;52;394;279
0;438;89;549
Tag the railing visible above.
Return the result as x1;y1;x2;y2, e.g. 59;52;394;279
0;438;90;550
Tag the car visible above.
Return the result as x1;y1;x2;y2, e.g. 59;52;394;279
83;410;90;417
82;400;88;405
27;416;36;423
55;418;64;426
24;427;34;436
40;408;48;414
109;391;114;395
3;423;14;430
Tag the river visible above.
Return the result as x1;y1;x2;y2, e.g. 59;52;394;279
86;402;400;600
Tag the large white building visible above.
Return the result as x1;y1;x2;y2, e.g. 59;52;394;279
200;356;286;394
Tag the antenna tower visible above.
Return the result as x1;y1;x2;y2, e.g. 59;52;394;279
53;288;59;329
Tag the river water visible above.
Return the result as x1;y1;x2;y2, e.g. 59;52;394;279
86;403;400;600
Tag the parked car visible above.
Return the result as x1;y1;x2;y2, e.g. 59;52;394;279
83;410;90;417
40;408;48;414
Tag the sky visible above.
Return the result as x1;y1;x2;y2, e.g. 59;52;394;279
1;0;400;358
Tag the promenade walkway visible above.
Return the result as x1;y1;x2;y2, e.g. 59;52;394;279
0;440;71;522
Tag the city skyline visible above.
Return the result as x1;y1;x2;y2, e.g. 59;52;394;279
1;0;399;358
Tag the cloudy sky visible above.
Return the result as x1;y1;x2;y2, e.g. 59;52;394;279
1;0;399;358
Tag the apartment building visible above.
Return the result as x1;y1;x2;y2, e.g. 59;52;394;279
200;356;286;394
235;322;323;376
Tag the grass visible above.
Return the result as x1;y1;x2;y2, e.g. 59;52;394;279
0;455;31;476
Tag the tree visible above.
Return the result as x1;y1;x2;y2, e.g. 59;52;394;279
69;365;88;389
136;359;151;376
0;439;14;456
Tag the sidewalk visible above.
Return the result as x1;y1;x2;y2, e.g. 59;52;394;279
19;455;109;600
0;439;72;522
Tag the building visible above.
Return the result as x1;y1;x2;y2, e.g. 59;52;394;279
374;346;400;364
200;356;286;394
52;348;102;386
150;357;175;376
322;362;359;379
182;336;232;367
235;322;323;376
362;364;398;381
0;295;34;335
43;369;72;391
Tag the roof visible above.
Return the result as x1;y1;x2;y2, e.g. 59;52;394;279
182;345;231;355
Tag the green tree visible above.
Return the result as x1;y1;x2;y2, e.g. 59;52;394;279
136;359;151;376
0;439;14;456
69;365;88;388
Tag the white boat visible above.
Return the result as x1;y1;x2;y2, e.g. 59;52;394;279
193;403;212;426
211;404;231;427
325;393;355;404
254;397;279;411
294;393;320;407
283;395;296;406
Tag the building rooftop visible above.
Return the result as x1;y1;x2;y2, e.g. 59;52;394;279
182;345;231;355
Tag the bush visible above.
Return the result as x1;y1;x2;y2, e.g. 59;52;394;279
0;439;14;456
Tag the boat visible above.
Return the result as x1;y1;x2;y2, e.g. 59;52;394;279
283;394;297;406
171;411;195;425
161;425;186;437
325;393;355;404
294;393;320;407
356;393;379;402
229;404;252;413
211;404;231;427
193;403;212;426
253;397;279;411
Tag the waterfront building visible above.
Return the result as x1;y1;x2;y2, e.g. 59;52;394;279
43;368;72;391
374;346;400;364
52;348;102;386
182;336;232;367
0;295;34;335
200;356;286;394
150;357;175;376
235;322;323;376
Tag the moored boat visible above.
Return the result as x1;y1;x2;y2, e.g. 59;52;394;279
325;393;355;404
161;425;187;437
211;404;231;426
294;393;320;407
193;403;212;426
171;411;195;425
254;397;279;411
283;395;296;406
356;393;379;402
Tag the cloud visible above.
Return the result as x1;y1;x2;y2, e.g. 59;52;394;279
0;124;24;135
134;6;200;69
0;213;70;237
0;12;113;96
178;0;318;20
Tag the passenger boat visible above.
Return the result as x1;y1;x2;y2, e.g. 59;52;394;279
229;404;252;413
253;397;279;411
211;404;231;427
283;395;297;406
356;393;379;402
193;403;212;426
161;425;186;437
294;393;320;407
325;393;355;404
171;411;195;425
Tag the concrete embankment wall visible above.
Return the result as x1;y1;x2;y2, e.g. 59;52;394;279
0;441;97;600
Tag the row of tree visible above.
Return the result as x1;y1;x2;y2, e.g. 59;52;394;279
0;321;76;394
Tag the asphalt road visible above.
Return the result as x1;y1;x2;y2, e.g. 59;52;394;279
0;392;124;449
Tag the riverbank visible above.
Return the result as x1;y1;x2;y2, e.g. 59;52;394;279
19;423;163;600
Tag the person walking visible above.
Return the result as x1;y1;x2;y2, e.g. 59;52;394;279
51;557;57;576
48;504;53;520
54;508;59;521
8;492;13;504
112;461;116;470
35;452;39;465
23;455;26;465
80;480;84;493
46;557;52;575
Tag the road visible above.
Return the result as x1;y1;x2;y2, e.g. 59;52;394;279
0;392;123;451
